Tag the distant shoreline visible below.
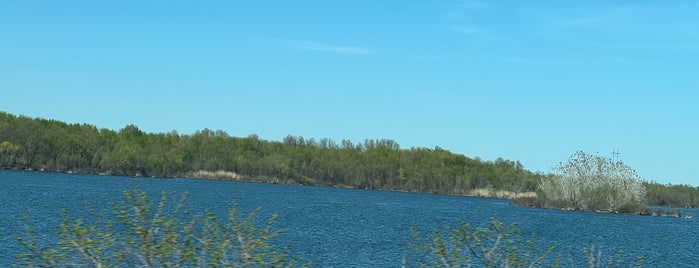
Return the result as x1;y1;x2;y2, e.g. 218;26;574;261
3;168;693;219
2;167;535;200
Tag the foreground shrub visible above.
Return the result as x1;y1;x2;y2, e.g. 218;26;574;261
408;219;559;267
407;218;643;268
14;187;309;268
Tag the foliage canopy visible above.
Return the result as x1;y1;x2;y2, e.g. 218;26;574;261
0;111;539;195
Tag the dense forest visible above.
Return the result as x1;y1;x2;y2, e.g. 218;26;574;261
0;112;539;195
645;182;699;208
1;111;698;206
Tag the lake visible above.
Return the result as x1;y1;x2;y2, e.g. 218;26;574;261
1;170;697;267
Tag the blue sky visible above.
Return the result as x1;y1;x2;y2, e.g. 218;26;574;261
2;1;698;185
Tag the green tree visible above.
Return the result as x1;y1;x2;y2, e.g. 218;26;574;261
0;140;21;168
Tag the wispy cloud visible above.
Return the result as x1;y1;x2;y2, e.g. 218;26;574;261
581;41;699;51
275;39;375;55
558;5;641;28
495;56;560;66
407;55;463;62
548;4;699;52
451;24;485;34
452;0;490;10
446;0;489;35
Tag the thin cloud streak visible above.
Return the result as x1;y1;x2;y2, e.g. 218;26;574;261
556;5;642;28
451;24;485;34
581;41;699;51
275;39;376;55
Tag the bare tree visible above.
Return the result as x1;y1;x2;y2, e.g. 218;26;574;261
539;151;646;212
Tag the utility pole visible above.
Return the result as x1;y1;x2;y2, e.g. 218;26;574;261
611;149;620;163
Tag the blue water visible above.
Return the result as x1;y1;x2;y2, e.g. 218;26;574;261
1;171;698;267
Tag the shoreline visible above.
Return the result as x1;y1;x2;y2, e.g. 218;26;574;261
3;167;533;200
3;168;693;219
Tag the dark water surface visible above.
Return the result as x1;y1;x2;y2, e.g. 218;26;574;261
1;171;697;267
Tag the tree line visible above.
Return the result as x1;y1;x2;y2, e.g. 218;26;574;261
1;111;697;207
0;112;539;195
645;182;699;208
